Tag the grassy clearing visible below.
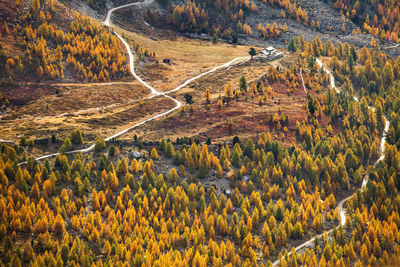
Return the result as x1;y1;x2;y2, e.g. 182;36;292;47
0;81;158;139
0;94;175;142
0;7;265;144
124;54;331;146
2;82;146;119
114;23;254;92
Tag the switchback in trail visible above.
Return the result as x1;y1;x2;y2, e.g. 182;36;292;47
16;0;249;163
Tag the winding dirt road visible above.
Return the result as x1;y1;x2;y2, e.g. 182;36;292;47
4;1;392;264
272;59;390;266
299;68;307;93
15;0;249;163
15;81;134;87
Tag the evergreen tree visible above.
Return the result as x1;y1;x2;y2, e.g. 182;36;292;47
59;137;72;153
95;136;106;152
288;38;298;52
165;141;175;158
348;54;354;72
244;139;255;159
168;168;179;184
231;143;242;167
239;76;247;93
151;148;159;160
198;162;208;179
108;145;116;157
249;48;257;59
70;129;83;145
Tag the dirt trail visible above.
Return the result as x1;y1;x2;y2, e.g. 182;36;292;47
0;102;122;123
14;0;249;162
15;81;134;87
300;68;307;94
272;59;390;266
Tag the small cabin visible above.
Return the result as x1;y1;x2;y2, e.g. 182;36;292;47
261;46;277;55
265;46;276;54
259;46;284;60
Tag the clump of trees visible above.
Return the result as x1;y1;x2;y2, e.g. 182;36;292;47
257;22;286;39
331;0;400;42
261;0;309;26
147;0;258;41
0;0;155;82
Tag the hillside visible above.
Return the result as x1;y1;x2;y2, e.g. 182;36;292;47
0;0;131;83
138;0;400;57
1;0;400;266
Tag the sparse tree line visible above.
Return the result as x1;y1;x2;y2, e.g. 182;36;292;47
257;22;287;39
261;0;309;26
147;0;258;41
205;58;329;108
146;0;321;41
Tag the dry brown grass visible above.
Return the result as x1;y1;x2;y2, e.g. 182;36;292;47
1;51;303;147
0;94;175;141
120;55;313;146
1;8;287;146
2;82;146;119
114;23;253;92
0;23;259;142
0;81;159;140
